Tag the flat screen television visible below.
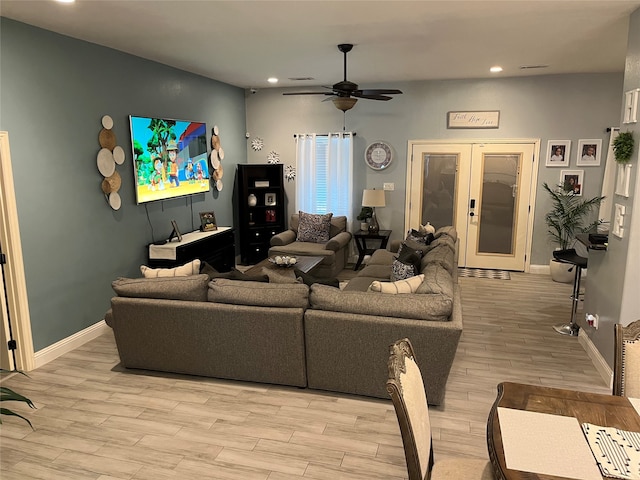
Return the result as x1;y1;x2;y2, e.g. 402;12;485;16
129;115;210;204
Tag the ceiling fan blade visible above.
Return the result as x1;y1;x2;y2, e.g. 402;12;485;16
356;89;403;96
352;93;393;101
282;92;335;96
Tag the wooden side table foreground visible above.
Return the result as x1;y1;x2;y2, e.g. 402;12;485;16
353;229;392;270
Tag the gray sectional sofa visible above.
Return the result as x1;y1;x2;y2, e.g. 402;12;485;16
105;227;462;405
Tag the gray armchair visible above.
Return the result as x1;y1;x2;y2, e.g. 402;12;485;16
269;214;352;278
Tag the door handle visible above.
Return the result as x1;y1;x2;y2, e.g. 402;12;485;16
469;198;476;216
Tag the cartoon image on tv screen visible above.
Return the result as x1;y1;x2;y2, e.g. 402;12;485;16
130;116;209;204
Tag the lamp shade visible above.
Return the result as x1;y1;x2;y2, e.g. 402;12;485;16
362;189;385;207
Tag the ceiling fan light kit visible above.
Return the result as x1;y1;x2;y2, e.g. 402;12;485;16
333;97;358;112
284;43;402;111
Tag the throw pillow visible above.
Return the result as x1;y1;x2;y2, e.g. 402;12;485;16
368;274;425;294
297;211;333;243
140;259;201;278
294;268;340;288
391;246;423;281
419;222;436;235
397;238;432;257
434;226;457;243
406;229;434;245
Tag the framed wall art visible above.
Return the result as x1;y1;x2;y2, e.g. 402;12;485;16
576;139;602;166
560;169;584;197
545;140;571;167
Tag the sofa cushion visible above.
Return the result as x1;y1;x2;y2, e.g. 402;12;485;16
368;274;425;294
140;259;201;278
368;249;397;265
297;211;333;243
434;226;457;243
421;243;455;274
310;284;452;321
417;264;454;298
391;244;423;281
430;234;456;253
112;274;209;302
207;278;309;308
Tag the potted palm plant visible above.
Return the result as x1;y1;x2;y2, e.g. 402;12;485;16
543;182;604;282
357;207;373;231
0;369;35;428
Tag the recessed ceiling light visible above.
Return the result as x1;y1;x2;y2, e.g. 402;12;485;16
55;0;76;3
490;66;503;73
267;77;278;84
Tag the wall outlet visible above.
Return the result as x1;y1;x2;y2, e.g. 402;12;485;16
586;313;599;330
383;183;395;191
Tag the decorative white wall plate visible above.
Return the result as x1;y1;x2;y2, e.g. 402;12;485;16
213;125;219;136
267;151;280;164
101;115;114;129
216;179;223;191
108;191;121;210
97;148;116;177
218;147;225;160
113;145;125;165
211;157;221;170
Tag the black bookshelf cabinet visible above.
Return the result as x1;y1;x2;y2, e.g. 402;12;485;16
236;164;286;264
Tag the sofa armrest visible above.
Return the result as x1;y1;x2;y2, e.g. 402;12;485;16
325;231;352;252
270;229;296;246
105;308;113;327
390;239;402;253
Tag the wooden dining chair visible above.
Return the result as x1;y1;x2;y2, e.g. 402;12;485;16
386;338;495;480
613;320;640;396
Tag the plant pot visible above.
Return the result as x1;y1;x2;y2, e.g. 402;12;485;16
360;222;369;231
550;259;574;283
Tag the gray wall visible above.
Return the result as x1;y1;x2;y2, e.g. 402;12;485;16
583;7;640;367
0;19;246;351
246;73;622;266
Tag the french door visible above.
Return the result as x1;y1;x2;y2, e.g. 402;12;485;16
406;142;536;271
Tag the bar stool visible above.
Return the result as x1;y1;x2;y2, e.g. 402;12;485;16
553;248;588;336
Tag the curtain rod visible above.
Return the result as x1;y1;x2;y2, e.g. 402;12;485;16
293;132;356;138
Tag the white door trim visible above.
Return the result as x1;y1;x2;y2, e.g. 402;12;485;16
0;131;35;371
406;138;540;273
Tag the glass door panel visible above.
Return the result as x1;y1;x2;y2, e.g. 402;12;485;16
477;154;518;255
420;154;457;229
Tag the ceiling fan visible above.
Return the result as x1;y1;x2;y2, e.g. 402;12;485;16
283;44;403;111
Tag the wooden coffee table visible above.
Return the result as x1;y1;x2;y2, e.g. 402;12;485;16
244;255;324;277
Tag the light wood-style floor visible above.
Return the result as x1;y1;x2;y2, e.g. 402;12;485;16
0;271;610;479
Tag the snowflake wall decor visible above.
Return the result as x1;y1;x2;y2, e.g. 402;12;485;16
285;165;296;181
251;137;264;151
267;151;280;164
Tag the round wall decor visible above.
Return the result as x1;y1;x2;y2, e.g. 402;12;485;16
97;148;116;177
364;141;393;170
99;128;116;150
113;145;125;165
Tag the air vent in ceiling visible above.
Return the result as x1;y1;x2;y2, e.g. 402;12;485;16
519;65;549;70
288;77;315;81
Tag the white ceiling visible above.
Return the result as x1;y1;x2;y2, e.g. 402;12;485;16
2;0;639;92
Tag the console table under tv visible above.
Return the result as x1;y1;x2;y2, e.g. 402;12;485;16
147;227;235;272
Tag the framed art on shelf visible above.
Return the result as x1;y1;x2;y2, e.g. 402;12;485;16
545;140;571;167
560;169;584;197
265;193;277;206
576;139;602;166
199;211;217;232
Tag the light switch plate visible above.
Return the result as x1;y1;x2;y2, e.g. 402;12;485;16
383;183;394;191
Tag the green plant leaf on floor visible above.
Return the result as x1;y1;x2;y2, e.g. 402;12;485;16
0;369;36;429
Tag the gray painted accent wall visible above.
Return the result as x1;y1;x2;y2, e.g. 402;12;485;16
0;19;246;351
246;73;622;266
582;7;640;368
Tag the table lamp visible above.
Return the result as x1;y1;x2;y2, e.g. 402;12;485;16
362;189;385;234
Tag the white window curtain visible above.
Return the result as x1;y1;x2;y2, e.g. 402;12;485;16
295;132;354;228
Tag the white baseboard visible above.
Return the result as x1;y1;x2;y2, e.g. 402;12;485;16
529;264;550;274
578;329;613;391
34;320;111;368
